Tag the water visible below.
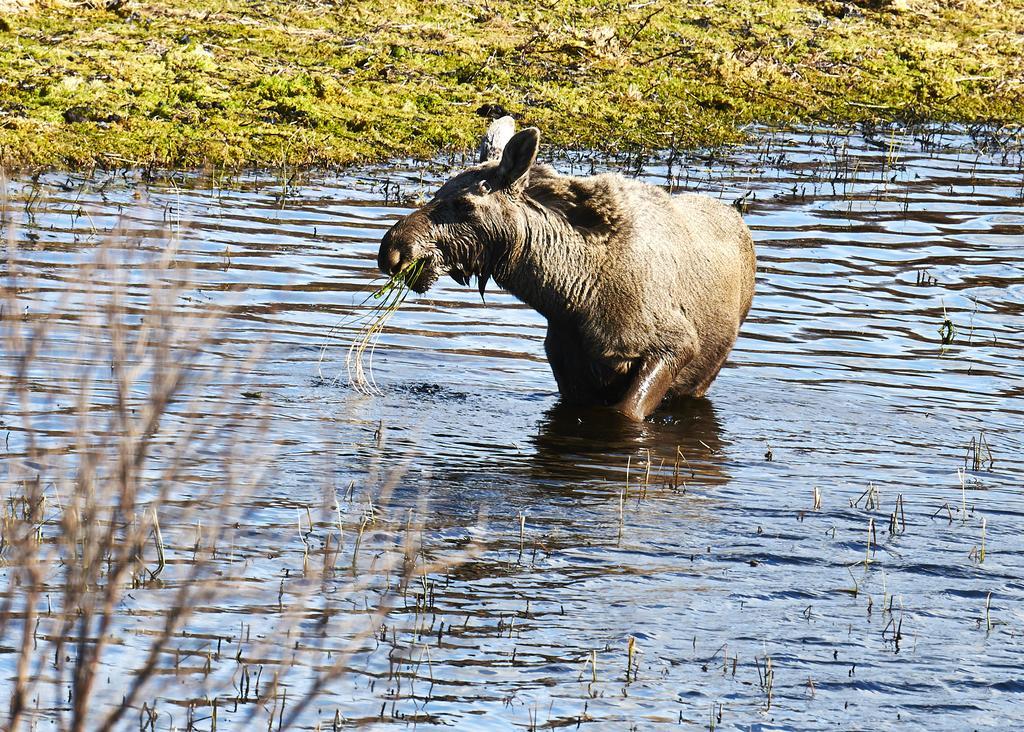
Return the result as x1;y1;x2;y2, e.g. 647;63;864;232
2;128;1023;730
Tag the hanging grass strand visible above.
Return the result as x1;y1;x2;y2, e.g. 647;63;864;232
346;259;426;394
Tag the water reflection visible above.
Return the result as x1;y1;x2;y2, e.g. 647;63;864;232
531;397;728;487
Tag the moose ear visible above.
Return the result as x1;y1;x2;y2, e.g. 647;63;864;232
497;127;540;189
477;116;516;163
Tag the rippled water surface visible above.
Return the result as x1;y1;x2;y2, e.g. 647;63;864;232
2;129;1023;730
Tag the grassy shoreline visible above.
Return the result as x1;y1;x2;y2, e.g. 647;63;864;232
1;0;1022;171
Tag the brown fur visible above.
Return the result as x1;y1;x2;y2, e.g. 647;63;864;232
378;122;756;416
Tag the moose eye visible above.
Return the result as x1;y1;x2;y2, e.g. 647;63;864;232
476;181;492;195
446;196;476;217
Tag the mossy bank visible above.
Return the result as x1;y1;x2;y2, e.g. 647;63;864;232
1;0;1022;170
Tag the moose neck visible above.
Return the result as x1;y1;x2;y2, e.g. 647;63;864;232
492;198;596;325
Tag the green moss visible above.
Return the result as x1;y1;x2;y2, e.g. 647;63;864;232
0;0;1021;170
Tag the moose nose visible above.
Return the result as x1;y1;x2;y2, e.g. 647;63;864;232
382;247;403;275
379;209;430;275
378;227;405;275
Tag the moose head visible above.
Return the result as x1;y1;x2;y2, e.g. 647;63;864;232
377;117;539;297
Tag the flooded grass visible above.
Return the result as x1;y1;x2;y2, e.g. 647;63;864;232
2;128;1024;728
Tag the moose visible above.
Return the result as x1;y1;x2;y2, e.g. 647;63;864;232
378;117;756;420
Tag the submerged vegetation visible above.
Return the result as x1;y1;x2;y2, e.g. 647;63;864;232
0;0;1023;170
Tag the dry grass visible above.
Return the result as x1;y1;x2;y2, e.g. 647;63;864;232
0;206;473;729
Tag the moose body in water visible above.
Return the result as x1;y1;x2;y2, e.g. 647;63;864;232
378;118;756;420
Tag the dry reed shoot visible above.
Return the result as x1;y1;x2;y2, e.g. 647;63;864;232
1;208;473;730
